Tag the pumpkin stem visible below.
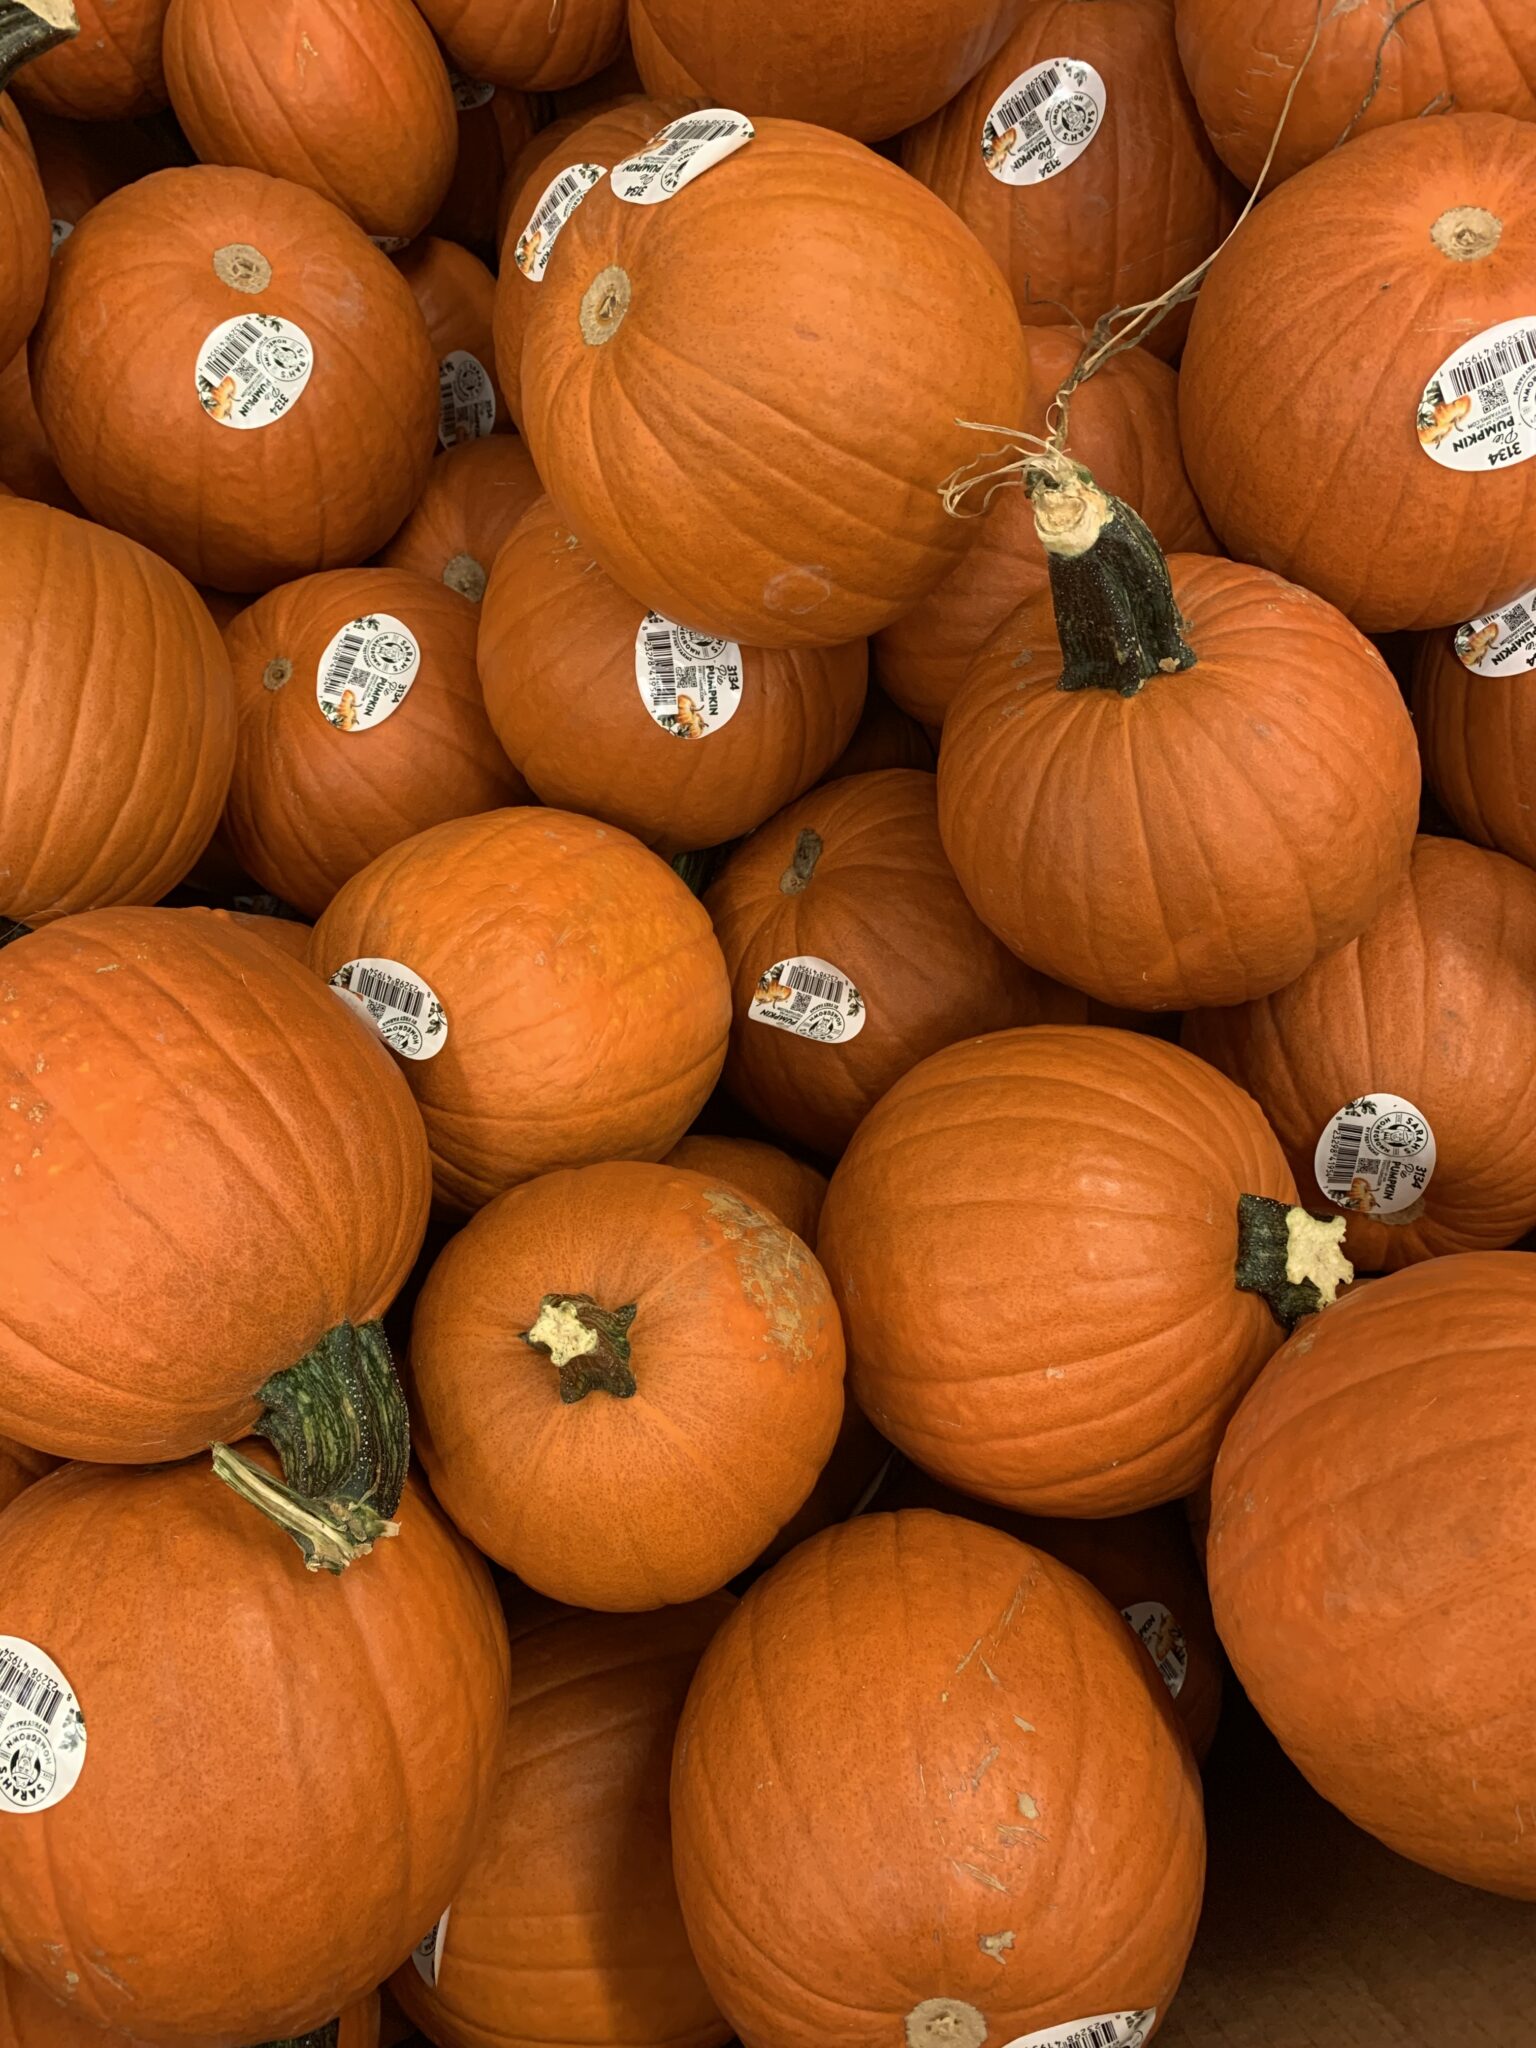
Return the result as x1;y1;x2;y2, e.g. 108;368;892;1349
779;828;823;894
1235;1194;1353;1332
1028;468;1196;696
0;0;77;91
524;1293;638;1403
442;551;487;602
257;2026;338;2048
670;842;735;897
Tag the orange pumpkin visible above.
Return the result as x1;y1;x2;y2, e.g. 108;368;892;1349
1210;1253;1536;1897
0;1432;53;1515
748;1398;892;1576
822;683;936;780
391;1596;731;2048
550;44;642;117
1414;618;1536;871
478;494;866;853
517;116;1028;647
0;1970;381;2048
817;1026;1351;1515
663;1133;827;1244
0;348;73;507
1181;114;1536;634
0;1457;509;2039
30;165;438;591
672;1512;1206;2048
874;329;1214;727
0;499;236;925
10;0;164;116
218;907;313;962
706;769;1089;1157
430;77;537;253
416;0;625;92
395;236;508;447
376;433;541;601
411;1161;845;1607
308;808;731;1209
901;1;1236;361
0;9;61;371
222;565;525;920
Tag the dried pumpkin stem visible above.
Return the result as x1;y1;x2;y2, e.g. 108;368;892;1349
1029;470;1196;696
779;828;823;894
669;843;735;897
524;1293;638;1403
0;0;78;92
258;2025;339;2048
1235;1194;1354;1332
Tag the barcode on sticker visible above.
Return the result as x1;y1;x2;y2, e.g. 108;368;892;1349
0;1649;63;1727
649;115;742;151
202;317;265;381
1449;328;1536;397
436;365;457;445
1321;1119;1366;1189
642;622;678;707
992;63;1062;128
350;965;426;1018
534;167;595;230
320;631;367;701
1001;2010;1156;2048
786;962;844;1003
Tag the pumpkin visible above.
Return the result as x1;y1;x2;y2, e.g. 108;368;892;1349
672;1511;1205;2048
901;1;1236;362
221;565;526;920
551;45;642;117
1210;1252;1536;1897
705;769;1090;1157
517;117;1029;648
411;1161;845;1607
0;1970;381;2048
376;433;541;601
0;1455;509;2041
478;494;866;854
196;585;246;629
874;329;1214;727
0;349;68;506
1180;115;1536;635
0;499;237;925
822;683;936;780
1413;618;1536;871
663;1133;827;1244
415;0;625;93
30;165;438;592
308;808;730;1210
391;1595;733;2048
0;1432;52;1515
748;1399;892;1577
24;104;179;243
218;907;313;962
430;78;536;254
1184;835;1536;1273
629;0;1027;140
0;6;65;372
9;0;163;116
937;482;1420;1011
395;237;508;447
817;1025;1354;1514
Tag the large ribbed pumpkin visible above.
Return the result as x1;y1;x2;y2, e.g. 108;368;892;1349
392;1596;730;2048
411;1162;845;1607
1210;1253;1536;1898
1414;618;1536;871
817;1027;1352;1514
672;1511;1205;2048
0;1970;380;2048
0;908;429;1463
30;165;438;591
309;809;730;1209
1176;0;1536;188
902;0;1235;360
664;1133;827;1245
0;500;236;925
0;1432;52;1515
0;9;59;371
417;0;624;91
222;565;525;919
1181;115;1536;634
395;237;507;447
518;117;1028;648
875;329;1213;726
0;1458;509;2043
706;769;1089;1157
10;0;163;116
479;494;866;853
1184;836;1536;1272
376;433;541;601
0;346;73;507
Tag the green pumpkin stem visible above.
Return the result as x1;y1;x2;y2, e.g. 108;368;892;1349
524;1293;638;1404
1235;1194;1354;1332
0;0;79;93
669;842;736;898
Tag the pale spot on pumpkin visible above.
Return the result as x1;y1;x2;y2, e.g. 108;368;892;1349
1013;1715;1035;1733
762;566;831;617
951;1858;1008;1894
978;1930;1015;1964
968;1744;1000;1790
1017;1791;1039;1819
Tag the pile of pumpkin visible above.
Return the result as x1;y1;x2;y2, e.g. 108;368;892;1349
2;0;1535;2042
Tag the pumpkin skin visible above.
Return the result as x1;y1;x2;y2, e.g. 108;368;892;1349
0;908;430;1462
901;0;1236;363
0;499;237;925
0;89;47;370
411;1162;846;1608
0;1456;509;2045
1209;1253;1536;1897
938;553;1421;1011
0;347;75;507
706;770;1089;1158
478;495;867;854
222;565;526;920
1413;624;1536;871
219;907;313;962
376;433;541;601
391;1595;733;2048
672;1511;1205;2048
394;237;508;445
817;1026;1303;1514
1184;836;1536;1274
517;118;1029;649
1180;115;1536;635
0;1971;381;2048
875;330;1215;727
10;0;167;117
417;0;625;92
822;683;936;780
663;1133;826;1244
309;809;730;1210
0;1432;53;1516
30;165;438;592
430;82;537;254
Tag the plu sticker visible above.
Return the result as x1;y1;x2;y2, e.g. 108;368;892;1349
749;956;865;1044
315;613;421;732
1455;586;1536;676
330;957;448;1061
514;163;605;281
0;1636;87;1815
449;70;495;110
634;614;745;736
1121;1602;1188;1700
410;1905;451;1987
196;312;313;429
49;218;72;253
437;350;496;447
611;110;754;206
370;233;411;254
1314;1094;1436;1218
1000;2014;1157;2048
981;58;1106;186
1417;317;1536;472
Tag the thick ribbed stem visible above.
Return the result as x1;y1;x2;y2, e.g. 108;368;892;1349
524;1294;638;1403
1029;470;1196;696
0;0;78;93
670;843;736;897
1235;1195;1353;1332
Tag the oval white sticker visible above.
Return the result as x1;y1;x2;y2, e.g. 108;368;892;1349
1455;585;1536;675
330;957;448;1061
1314;1093;1436;1217
410;1904;451;1987
196;313;314;430
634;614;745;736
1000;2012;1157;2048
1121;1601;1188;1700
437;350;496;447
0;1636;87;1815
1417;317;1536;472
981;58;1107;186
315;613;421;732
514;162;606;282
611;109;754;206
748;955;865;1044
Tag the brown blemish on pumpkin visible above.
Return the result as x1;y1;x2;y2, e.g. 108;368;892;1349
778;828;822;894
212;243;272;294
978;1930;1015;1964
905;1999;987;2048
703;1185;816;1366
579;265;631;347
262;657;292;692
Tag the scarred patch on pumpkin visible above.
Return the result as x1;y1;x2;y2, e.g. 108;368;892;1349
703;1185;817;1367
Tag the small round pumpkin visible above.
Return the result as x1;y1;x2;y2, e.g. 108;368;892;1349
663;1133;827;1244
0;499;236;925
1180;114;1536;634
308;808;731;1210
1413;619;1536;871
0;1432;52;1515
416;0;625;92
395;236;508;447
479;494;866;853
376;433;541;601
1210;1252;1536;1897
430;78;537;253
0;26;55;370
0;1970;381;2048
0;1457;509;2040
706;769;1090;1157
817;1026;1350;1515
672;1511;1205;2048
517;116;1028;648
222;565;526;920
0;346;74;507
9;0;165;117
30;164;438;591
